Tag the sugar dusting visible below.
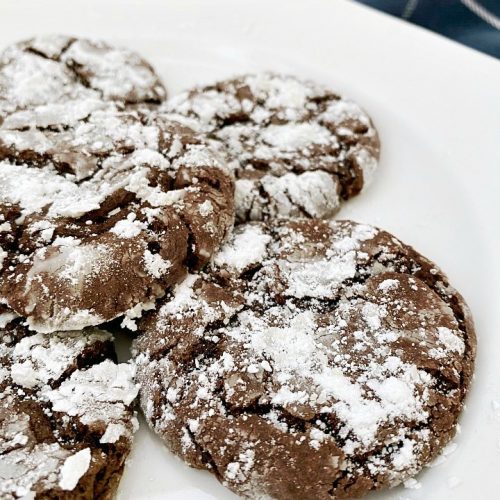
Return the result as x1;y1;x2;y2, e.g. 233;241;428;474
165;72;379;222
0;52;232;332
135;219;472;497
0;320;138;497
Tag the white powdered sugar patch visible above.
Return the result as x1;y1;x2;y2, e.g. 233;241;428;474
239;159;332;216
0;50;77;114
260;122;333;151
234;304;426;449
110;213;148;238
319;99;370;126
429;326;466;360
199;200;213;217
158;274;200;317
29;34;72;58
27;310;106;336
123;167;178;208
214;224;271;272
143;251;172;279
258;170;340;219
378;278;400;292
45;360;138;428
0;34;164;114
61;38;164;102
0;310;18;329
0;162;106;220
174;143;220;170
437;327;465;354
282;254;356;299
152;273;228;333
362;302;386;330
355;147;379;189
100;423;127;444
121;300;157;331
10;329;111;389
0;127;50;153
238;309;319;378
28;220;56;244
392;439;417;471
3;98;106;130
28;242;108;287
282;223;376;299
246;73;312;117
58;448;91;490
166;89;239;130
224;448;255;484
233;178;259;220
0;246;6;270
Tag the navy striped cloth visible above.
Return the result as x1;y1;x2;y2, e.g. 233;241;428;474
356;0;500;59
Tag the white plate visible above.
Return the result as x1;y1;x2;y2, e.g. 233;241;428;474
1;0;499;498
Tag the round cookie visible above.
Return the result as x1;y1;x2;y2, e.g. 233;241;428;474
134;220;475;499
0;34;166;122
0;105;234;333
164;73;380;222
0;310;138;499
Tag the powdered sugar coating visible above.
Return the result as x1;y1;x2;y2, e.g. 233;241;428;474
0;316;138;499
60;38;165;103
0;35;165;121
165;73;380;222
134;220;475;499
10;329;111;389
45;360;138;430
58;448;91;491
0;104;234;333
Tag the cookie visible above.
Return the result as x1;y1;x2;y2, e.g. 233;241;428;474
0;105;234;333
165;73;380;222
0;34;165;122
134;220;475;499
0;310;138;499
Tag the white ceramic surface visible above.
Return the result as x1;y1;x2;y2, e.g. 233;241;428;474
1;0;499;498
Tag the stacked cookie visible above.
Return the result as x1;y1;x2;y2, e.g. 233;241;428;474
0;36;475;499
0;35;234;499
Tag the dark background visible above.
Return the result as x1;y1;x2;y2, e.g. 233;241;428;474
355;0;500;59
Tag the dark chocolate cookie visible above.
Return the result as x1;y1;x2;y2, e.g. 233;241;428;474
0;105;234;333
165;73;380;222
0;310;138;499
134;220;475;499
0;35;165;122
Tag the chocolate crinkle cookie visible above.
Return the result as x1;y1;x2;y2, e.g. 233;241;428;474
164;73;380;222
0;101;234;333
0;34;165;121
0;308;138;499
0;35;236;333
133;220;475;499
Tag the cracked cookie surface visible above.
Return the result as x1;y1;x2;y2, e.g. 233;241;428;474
133;220;475;499
0;36;236;332
0;101;234;333
0;308;138;499
165;73;380;222
0;34;165;121
0;36;234;332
